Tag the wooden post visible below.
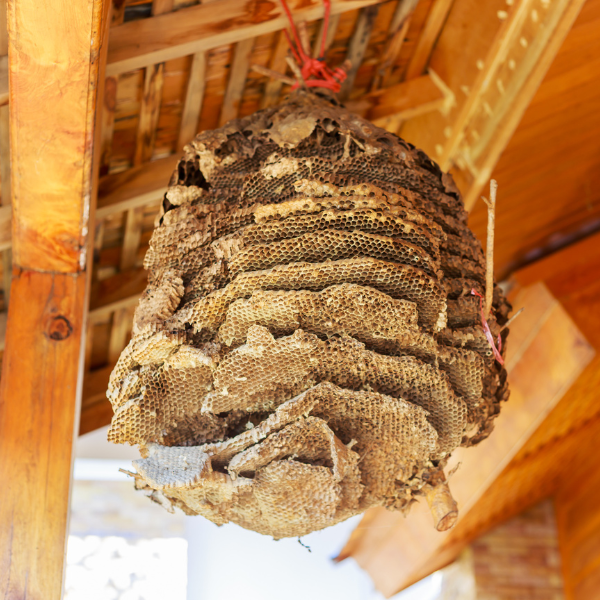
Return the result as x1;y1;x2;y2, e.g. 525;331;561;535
0;1;110;598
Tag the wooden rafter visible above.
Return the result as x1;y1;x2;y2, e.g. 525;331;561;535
401;0;587;209
339;4;380;100
106;0;391;76
0;2;110;599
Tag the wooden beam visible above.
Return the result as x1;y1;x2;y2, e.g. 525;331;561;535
0;0;7;56
108;307;132;363
339;4;379;100
8;3;106;272
219;38;254;126
111;0;126;26
313;12;340;58
134;63;164;166
96;154;176;218
0;100;11;308
371;0;419;91
119;207;144;270
0;2;110;600
80;363;117;435
99;75;117;177
459;0;587;209
177;51;207;151
0;56;7;106
106;0;389;76
400;0;586;210
89;265;147;318
261;30;290;110
404;0;454;80
152;0;174;16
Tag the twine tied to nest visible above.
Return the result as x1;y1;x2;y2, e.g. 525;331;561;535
280;0;348;92
471;288;504;365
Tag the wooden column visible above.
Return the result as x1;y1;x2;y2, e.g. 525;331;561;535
0;1;110;598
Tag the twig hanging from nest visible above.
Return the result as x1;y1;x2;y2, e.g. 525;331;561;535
481;179;498;319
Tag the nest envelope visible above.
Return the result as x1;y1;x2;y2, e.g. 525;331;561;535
107;90;510;539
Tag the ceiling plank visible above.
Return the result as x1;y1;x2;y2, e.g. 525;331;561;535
459;0;587;209
177;51;207;151
106;0;390;76
89;265;147;318
371;0;419;90
134;63;165;166
219;38;255;126
313;11;341;58
0;55;7;106
261;30;291;110
404;0;453;80
80;363;117;435
339;4;379;100
119;206;144;271
99;75;118;177
96;154;176;218
152;0;174;16
0;2;110;599
111;0;126;26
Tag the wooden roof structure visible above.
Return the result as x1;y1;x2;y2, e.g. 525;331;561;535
1;0;600;598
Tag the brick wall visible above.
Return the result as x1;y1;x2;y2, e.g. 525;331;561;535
469;500;564;600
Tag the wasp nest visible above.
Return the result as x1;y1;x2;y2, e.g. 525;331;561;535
107;91;510;539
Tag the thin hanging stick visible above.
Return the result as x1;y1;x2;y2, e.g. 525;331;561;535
500;307;524;332
471;179;504;364
482;179;498;319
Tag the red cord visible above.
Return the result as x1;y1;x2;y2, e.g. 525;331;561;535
471;288;504;365
280;0;347;93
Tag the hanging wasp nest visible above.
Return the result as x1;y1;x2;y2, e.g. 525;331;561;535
108;91;510;539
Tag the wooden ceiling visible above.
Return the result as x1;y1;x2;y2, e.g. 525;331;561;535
1;0;599;595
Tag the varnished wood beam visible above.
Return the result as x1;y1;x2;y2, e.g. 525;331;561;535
177;51;207;151
219;38;254;126
371;0;419;90
339;4;379;100
106;0;390;76
0;2;110;599
0;56;7;106
404;0;453;80
401;0;586;210
97;154;176;218
261;30;292;110
134;63;165;166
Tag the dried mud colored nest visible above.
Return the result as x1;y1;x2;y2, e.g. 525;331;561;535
107;90;510;539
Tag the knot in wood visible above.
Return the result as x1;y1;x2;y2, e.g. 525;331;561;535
46;315;73;341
